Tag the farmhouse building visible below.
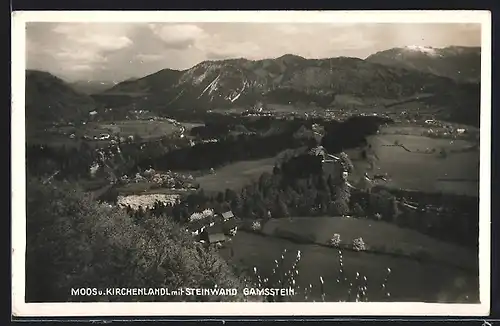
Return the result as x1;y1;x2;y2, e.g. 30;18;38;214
207;233;227;246
200;224;227;244
222;219;239;236
187;219;206;234
221;211;234;221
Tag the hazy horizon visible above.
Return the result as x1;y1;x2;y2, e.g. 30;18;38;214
26;22;481;83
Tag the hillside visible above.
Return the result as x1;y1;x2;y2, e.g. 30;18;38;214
94;53;480;125
366;46;481;83
25;70;97;127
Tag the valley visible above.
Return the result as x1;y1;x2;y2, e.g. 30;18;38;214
24;44;482;304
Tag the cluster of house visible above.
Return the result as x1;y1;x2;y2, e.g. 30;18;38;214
186;210;239;248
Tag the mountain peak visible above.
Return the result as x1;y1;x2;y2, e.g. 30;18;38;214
402;45;438;56
275;54;306;61
366;45;480;82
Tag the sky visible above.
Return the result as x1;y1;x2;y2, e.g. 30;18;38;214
25;22;481;82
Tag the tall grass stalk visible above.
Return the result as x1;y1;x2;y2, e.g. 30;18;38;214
380;267;392;299
252;249;392;302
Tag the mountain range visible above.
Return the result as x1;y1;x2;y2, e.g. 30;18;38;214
366;46;481;83
25;70;96;128
25;45;481;127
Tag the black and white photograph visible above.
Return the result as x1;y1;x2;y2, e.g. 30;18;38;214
11;11;491;317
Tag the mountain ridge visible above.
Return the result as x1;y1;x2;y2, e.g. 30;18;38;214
366;46;480;83
25;70;97;128
25;45;481;127
94;48;480;126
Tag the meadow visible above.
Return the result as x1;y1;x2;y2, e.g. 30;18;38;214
195;157;277;193
260;217;477;270
220;231;478;303
27;119;183;148
346;132;479;196
86;120;180;139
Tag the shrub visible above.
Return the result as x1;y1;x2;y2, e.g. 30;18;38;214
352;237;366;251
26;179;246;302
329;233;341;248
201;208;214;218
251;220;262;232
189;212;204;222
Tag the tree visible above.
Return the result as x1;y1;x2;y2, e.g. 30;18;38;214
273;195;290;218
388;197;401;224
216;191;225;203
26;178;246;302
352;203;365;217
332;180;351;216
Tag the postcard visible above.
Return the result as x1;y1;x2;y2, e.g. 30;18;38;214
11;10;491;317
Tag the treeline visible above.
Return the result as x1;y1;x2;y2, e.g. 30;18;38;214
321;115;393;153
134;126;316;172
26;143;98;179
26;178;246;302
26;135;187;181
127;152;478;249
125;157;353;225
27;114;390;182
189;116;315;139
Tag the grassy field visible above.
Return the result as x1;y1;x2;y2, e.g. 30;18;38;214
28;119;182;147
345;132;479;196
195;157;277;193
261;217;477;270
380;125;478;139
220;231;478;302
85;120;180;139
179;122;205;130
115;181;197;196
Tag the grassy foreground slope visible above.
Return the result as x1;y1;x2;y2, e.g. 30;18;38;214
261;217;477;269
221;230;479;303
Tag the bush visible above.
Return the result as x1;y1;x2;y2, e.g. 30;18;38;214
328;233;341;248
26;179;246;302
251;220;262;232
352;237;366;252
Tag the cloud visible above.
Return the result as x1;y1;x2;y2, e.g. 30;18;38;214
26;23;135;80
69;64;94;71
203;39;261;60
51;23;133;51
149;23;207;49
54;48;107;64
25;22;482;82
136;53;165;62
327;29;377;51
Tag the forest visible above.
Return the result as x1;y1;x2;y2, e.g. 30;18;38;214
124;152;479;249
